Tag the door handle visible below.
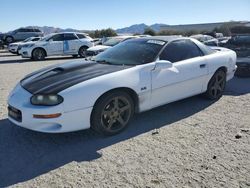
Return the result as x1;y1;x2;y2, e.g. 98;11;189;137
200;64;206;68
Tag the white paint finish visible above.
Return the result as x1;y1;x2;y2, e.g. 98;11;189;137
151;56;208;107
8;40;237;133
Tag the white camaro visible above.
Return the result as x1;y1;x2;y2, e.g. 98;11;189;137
19;32;94;60
8;36;237;135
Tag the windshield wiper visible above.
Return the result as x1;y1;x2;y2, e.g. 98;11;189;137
96;60;114;65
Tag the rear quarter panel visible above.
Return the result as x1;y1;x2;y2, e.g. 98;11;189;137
203;48;236;91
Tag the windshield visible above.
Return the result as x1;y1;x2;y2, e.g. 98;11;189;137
23;38;32;42
95;39;166;65
40;34;54;41
103;38;124;46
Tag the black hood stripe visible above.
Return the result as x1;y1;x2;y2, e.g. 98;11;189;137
21;61;132;94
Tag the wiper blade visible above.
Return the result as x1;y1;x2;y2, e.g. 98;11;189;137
96;60;113;65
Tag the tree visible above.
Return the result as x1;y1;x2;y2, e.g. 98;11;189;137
143;27;156;36
89;28;117;38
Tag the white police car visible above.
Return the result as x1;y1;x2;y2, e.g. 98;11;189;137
19;32;94;60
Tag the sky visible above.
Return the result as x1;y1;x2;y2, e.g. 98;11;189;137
1;0;250;32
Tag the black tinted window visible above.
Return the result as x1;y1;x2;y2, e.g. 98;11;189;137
50;34;64;41
64;33;78;40
32;38;40;41
233;36;250;45
160;39;203;63
18;28;27;32
33;29;41;32
76;34;86;39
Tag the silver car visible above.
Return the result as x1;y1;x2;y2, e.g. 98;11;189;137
3;28;43;44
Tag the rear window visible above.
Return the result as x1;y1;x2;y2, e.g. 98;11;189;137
76;34;86;39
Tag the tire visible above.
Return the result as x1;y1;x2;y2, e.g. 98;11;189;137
32;48;46;61
205;70;226;100
78;46;88;58
91;91;135;136
5;36;14;44
72;54;78;58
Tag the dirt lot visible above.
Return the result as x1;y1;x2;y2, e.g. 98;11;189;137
0;50;249;188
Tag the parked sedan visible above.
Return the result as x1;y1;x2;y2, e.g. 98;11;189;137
235;57;250;77
191;34;219;46
8;37;41;54
8;36;236;135
86;36;137;56
19;32;94;60
220;34;250;58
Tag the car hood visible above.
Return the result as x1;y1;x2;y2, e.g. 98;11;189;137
87;45;110;52
10;42;23;46
20;61;132;94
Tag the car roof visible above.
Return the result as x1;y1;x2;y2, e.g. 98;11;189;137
50;32;88;35
113;35;137;39
140;35;183;42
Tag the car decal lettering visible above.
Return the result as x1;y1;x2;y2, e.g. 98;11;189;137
147;40;165;45
63;40;69;52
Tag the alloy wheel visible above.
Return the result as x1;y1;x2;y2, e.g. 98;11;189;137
101;96;132;132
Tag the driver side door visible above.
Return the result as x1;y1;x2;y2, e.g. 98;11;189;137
47;34;64;55
151;39;209;108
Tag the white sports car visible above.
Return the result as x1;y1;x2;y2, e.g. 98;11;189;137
19;32;94;60
8;36;237;135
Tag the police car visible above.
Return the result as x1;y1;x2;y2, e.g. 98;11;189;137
19;32;94;60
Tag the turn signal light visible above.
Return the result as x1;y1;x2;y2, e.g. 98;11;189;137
33;113;61;119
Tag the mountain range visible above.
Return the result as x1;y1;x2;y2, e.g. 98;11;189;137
4;21;250;35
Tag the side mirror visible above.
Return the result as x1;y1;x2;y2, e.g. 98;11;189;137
155;60;172;69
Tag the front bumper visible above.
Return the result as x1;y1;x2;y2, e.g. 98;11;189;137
20;47;32;58
8;84;92;133
8;46;18;53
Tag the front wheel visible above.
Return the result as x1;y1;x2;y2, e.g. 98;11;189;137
205;70;226;100
32;48;46;61
91;91;135;136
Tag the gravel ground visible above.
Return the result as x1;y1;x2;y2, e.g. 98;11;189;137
0;51;249;188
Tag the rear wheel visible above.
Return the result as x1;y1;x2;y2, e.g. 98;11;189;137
78;46;88;58
205;70;226;100
91;91;135;136
32;48;46;61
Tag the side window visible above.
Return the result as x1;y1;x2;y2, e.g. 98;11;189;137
64;33;78;41
18;28;26;32
160;39;203;63
236;36;250;45
76;34;86;39
50;34;64;41
32;38;40;41
33;29;41;32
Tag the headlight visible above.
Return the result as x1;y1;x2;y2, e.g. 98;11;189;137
30;94;64;106
23;44;35;48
